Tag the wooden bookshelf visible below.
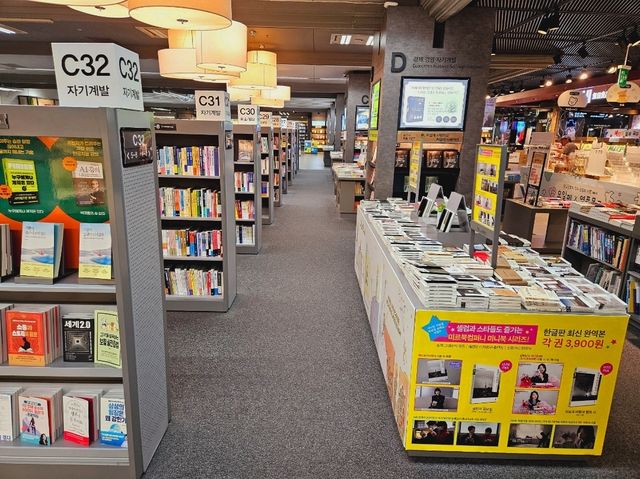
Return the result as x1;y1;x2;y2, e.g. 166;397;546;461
155;119;237;312
260;125;275;225
232;123;262;255
0;105;169;479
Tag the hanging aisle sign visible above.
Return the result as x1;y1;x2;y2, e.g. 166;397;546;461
195;91;231;122
280;117;288;129
272;115;281;129
259;111;272;128
237;105;259;125
51;43;143;111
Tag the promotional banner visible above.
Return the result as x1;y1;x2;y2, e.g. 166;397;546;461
407;310;628;455
399;78;469;130
51;43;143;111
0;136;109;268
408;141;421;190
370;81;381;130
472;145;502;231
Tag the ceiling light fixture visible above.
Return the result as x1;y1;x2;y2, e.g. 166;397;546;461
565;72;573;83
128;0;232;30
508;84;515;94
0;86;20;92
553;50;563;64
251;96;284;108
545;77;553;87
227;85;254;102
0;25;16;35
339;34;352;45
579;68;589;80
230;50;277;90
629;26;640;46
69;1;130;18
366;35;374;46
491;37;497;56
259;85;291;101
194;21;247;73
485;93;491;100
577;43;589;59
539;79;545;88
537;14;550;35
547;4;560;32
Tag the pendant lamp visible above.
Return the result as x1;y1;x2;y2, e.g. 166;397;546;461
194;21;247;73
251;96;284;108
30;0;120;5
248;50;277;67
227;85;254;102
158;29;239;82
129;0;232;30
231;50;277;90
69;1;129;18
259;85;291;101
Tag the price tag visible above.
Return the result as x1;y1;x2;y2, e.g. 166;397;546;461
52;43;143;111
260;111;272;128
195;91;231;121
237;105;259;124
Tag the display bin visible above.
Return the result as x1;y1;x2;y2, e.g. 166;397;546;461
355;207;628;458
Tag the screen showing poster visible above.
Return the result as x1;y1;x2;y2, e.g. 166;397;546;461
356;106;370;131
525;150;548;206
472;145;502;231
482;98;496;130
370;81;381;130
399;77;469;131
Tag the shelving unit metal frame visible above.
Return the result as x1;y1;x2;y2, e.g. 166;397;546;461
561;209;640;327
232;123;262;254
286;126;294;185
0;106;169;479
273;126;282;207
155;119;237;312
260;125;275;225
281;126;289;195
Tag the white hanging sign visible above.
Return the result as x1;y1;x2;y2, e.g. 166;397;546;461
280;117;288;129
272;115;281;129
260;111;272;128
51;43;143;111
195;91;231;121
237;105;259;124
557;90;589;108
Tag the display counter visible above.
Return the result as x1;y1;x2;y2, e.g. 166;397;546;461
355;204;628;458
332;164;365;214
502;199;568;253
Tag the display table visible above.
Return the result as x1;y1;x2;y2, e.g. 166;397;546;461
355;206;628;458
332;164;365;214
502;199;568;253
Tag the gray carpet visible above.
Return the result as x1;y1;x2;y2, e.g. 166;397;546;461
144;166;640;479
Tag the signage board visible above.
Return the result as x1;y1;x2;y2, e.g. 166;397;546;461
195;91;231;122
51;43;143;111
558;90;589;108
260;111;272;128
370;80;381;130
120;128;153;168
272;115;281;129
237;105;259;124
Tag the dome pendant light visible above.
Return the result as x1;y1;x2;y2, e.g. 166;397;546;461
129;0;232;30
194;21;248;73
259;85;291;101
69;1;130;18
251;96;284;108
231;50;278;90
227;85;254;102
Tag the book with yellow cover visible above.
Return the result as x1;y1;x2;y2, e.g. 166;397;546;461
94;310;121;368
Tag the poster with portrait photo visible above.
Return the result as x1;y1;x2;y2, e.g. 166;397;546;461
570;368;602;407
552;425;597;449
457;421;500;447
517;362;563;389
443;150;459;168
512;389;558;415
507;423;552;448
416;358;462;385
424;150;443;168
471;364;500;403
415;385;459;411
412;419;455;445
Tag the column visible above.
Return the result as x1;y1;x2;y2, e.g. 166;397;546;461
345;71;371;163
334;93;345;151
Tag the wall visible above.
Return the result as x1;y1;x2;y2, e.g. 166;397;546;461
345;71;372;163
369;6;495;199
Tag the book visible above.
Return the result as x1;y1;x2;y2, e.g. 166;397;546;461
2;158;39;205
63;391;101;446
157;146;219;177
19;388;63;445
20;222;64;279
0;224;13;278
164;267;223;297
100;392;127;448
63;312;95;362
443;150;459;168
78;223;112;280
260;137;269;154
237;140;254;163
94;310;121;368
6;305;61;367
72;161;106;206
161;229;222;258
0;386;22;441
0;303;13;364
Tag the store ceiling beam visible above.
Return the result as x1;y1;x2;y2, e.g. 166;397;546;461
488;68;546;85
419;0;473;23
489;54;555;70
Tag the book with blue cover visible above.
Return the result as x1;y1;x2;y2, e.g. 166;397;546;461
20;222;64;279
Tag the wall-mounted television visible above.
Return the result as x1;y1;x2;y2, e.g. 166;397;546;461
398;77;470;131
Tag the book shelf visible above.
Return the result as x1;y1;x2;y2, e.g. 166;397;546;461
281;127;289;195
292;124;300;176
0;106;169;479
232;124;262;255
273;127;282;207
260;125;275;225
286;126;294;185
154;119;237;312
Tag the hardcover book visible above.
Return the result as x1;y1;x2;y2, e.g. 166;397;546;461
78;223;112;280
94;310;121;368
72;160;106;206
63;313;95;362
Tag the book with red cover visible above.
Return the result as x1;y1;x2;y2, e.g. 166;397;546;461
6;310;46;367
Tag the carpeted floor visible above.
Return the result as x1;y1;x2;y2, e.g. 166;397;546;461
144;164;640;479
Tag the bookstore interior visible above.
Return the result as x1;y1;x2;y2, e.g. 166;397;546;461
1;1;640;478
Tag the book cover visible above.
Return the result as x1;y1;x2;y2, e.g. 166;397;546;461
20;222;56;278
63;395;90;446
2;158;39;205
100;395;127;447
71;161;106;206
19;395;50;445
94;310;121;368
63;314;94;362
6;309;46;366
238;140;254;163
78;223;112;280
0;391;18;441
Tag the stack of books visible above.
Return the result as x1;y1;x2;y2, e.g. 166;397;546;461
6;305;61;367
19;388;64;445
518;286;563;312
456;287;489;309
234;172;255;193
485;287;522;311
161;229;222;258
566;220;629;269
163;267;223;297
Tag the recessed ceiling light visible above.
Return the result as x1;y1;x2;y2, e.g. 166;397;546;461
0;23;27;34
366;35;374;46
340;34;352;45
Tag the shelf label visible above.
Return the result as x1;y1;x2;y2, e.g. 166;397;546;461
260;111;272;128
51;42;143;111
120;128;153;168
195;91;231;122
237;105;259;125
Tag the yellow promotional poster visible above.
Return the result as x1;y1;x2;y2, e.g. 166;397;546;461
406;310;628;456
408;141;421;190
472;145;502;231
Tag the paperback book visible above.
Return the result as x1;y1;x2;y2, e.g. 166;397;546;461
78;223;112;280
20;222;64;279
94;310;121;368
63;312;95;362
0;386;22;441
100;392;127;448
63;391;101;446
2;158;39;205
72;161;106;206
